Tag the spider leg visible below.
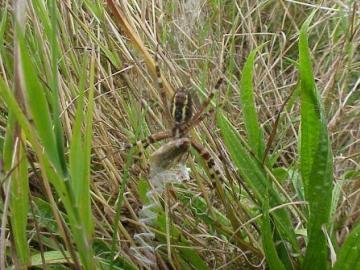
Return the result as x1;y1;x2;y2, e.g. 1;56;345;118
126;130;172;150
185;77;224;131
97;130;171;162
181;108;215;134
191;140;224;188
126;130;172;167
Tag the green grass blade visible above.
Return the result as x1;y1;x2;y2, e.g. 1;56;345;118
69;56;88;205
44;161;95;270
2;112;15;171
9;138;30;267
217;112;299;258
49;0;67;175
218;113;266;198
157;213;210;270
83;0;102;20
261;194;286;270
0;77;69;203
0;0;8;53
31;251;71;266
2;0;15;171
299;12;333;270
30;0;67;175
32;0;52;39
68;54;95;265
82;54;95;237
110;142;137;270
17;32;62;174
0;72;94;270
178;191;232;229
334;222;360;270
69;53;95;238
239;48;265;159
93;239;138;270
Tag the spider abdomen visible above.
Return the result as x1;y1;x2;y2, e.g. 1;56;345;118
171;88;192;124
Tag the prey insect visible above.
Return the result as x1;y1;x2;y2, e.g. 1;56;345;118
127;50;224;187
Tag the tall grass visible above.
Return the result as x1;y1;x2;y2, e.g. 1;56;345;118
0;0;359;269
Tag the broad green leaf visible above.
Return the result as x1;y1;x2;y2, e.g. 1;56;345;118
299;12;333;270
69;53;95;239
218;112;299;263
239;48;265;159
2;2;15;171
334;222;360;270
45;168;95;270
218;113;266;198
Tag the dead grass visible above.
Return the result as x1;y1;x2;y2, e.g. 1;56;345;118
0;0;359;269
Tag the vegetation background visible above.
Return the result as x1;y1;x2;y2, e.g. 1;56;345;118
0;0;359;269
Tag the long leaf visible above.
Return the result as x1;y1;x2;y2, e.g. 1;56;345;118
82;54;95;237
0;72;93;270
9;136;30;267
261;194;286;270
49;0;67;175
157;213;210;270
31;251;71;266
3;112;15;171
239;48;265;159
218;112;299;260
0;0;8;53
0;77;79;266
69;56;88;204
18;31;63;175
299;12;333;270
334;222;360;270
69;54;95;238
0;79;66;198
68;54;96;267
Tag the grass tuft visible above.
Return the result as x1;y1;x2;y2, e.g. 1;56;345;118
0;1;359;269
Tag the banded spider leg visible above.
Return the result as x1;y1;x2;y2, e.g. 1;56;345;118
126;45;225;187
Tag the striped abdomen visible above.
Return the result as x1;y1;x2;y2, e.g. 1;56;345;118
171;88;192;124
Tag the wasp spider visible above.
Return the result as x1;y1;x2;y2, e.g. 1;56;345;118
127;49;224;187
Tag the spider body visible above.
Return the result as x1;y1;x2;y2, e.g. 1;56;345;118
171;88;192;124
150;138;190;173
170;88;192;138
128;50;224;187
